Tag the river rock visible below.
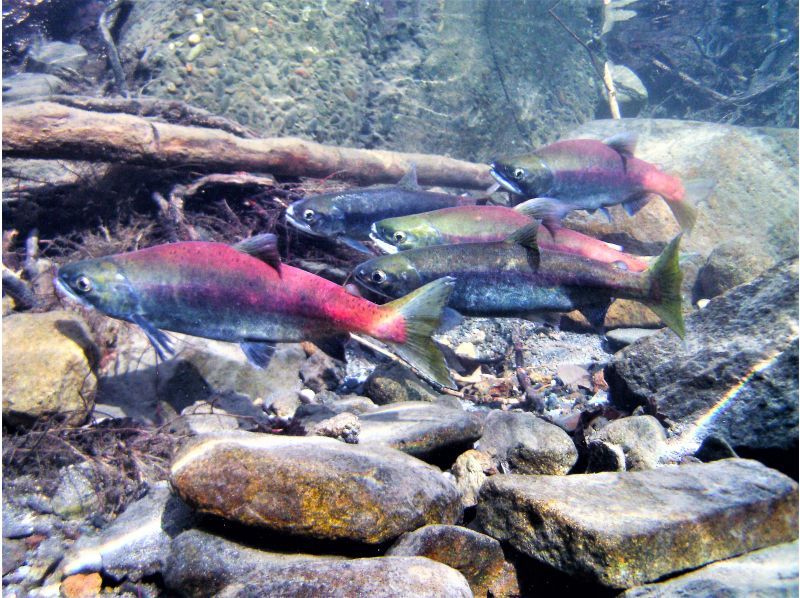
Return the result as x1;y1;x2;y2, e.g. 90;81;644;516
170;432;461;544
387;524;519;597
358;401;483;461
322;394;378;415
585;439;626;473
606;258;799;466
364;363;440;404
605;328;658;350
299;350;344;393
164;529;472;598
695;239;773;300
120;0;597;161
477;411;577;475
290;405;360;443
28;41;88;73
589;415;666;471
564;120;798;262
622;541;799;597
449;449;496;509
158;340;306;413
51;463;101;518
478;458;798;588
3;311;97;425
62;482;194;581
609;63;647;116
2;73;65;103
96;324;304;423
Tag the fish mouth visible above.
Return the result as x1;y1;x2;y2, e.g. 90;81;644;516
53;276;93;309
285;207;319;236
369;225;398;254
489;165;523;195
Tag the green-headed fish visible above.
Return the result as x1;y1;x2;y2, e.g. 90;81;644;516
370;204;649;272
55;235;457;388
354;224;685;337
490;134;714;231
285;165;482;253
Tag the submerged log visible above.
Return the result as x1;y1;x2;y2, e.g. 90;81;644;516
3;102;493;189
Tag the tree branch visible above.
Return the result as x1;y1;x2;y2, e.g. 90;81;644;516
3;102;493;189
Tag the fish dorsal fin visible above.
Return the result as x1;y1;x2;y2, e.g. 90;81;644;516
603;132;637;159
505;223;541;269
234;234;281;273
397;163;419;190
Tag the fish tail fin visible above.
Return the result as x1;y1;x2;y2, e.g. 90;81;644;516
380;277;456;389
665;178;714;232
643;234;685;338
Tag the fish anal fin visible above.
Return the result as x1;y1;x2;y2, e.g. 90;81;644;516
623;193;654;216
234;234;282;273
578;301;611;332
240;341;276;369
132;314;175;361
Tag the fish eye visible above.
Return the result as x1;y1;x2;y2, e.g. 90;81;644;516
513;168;525;180
370;270;387;284
393;231;406;243
303;209;315;221
74;275;92;293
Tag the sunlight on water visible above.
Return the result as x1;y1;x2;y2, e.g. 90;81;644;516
667;348;789;457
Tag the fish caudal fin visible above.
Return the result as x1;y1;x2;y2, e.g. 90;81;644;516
381;277;456;389
643;234;685;338
666;179;714;232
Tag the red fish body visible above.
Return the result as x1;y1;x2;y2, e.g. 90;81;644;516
55;236;455;387
491;135;712;230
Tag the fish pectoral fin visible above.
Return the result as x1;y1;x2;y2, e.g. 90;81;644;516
513;197;572;228
340;236;374;254
397;162;420;190
623;193;654;216
131;315;175;361
603;132;637;160
240;341;276;369
234;234;282;273
313;334;349;362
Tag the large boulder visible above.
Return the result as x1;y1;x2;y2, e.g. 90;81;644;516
606;258;799;468
3;310;97;425
118;0;600;160
476;410;577;475
622;541;799;597
164;529;472;598
478;459;798;589
563;119;798;264
170;432;461;544
95;325;304;423
387;524;519;597
358;401;483;462
62;482;194;581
